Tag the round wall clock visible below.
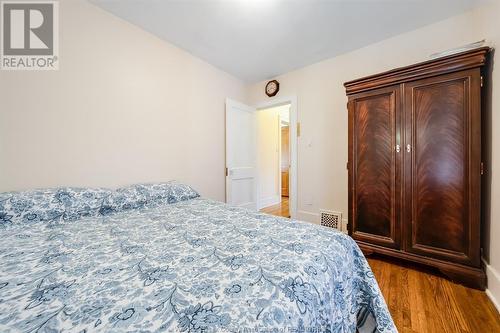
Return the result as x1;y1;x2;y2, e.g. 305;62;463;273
265;80;280;97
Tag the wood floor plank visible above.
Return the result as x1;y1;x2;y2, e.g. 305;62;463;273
368;257;500;333
452;282;500;332
398;267;412;330
260;197;290;217
407;268;428;333
440;278;470;332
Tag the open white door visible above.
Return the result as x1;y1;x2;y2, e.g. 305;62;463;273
225;99;258;210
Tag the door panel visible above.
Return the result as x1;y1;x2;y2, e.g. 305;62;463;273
281;170;289;197
404;70;480;266
349;86;401;249
226;99;258;210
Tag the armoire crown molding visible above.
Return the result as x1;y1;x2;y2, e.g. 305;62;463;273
344;46;490;95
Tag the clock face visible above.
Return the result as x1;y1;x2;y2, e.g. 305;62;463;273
266;82;276;94
265;80;279;97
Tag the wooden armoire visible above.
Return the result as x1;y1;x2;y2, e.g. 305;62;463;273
345;47;490;289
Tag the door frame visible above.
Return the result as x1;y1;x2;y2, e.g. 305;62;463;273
255;95;298;219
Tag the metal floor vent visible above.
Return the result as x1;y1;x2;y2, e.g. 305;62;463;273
320;210;343;231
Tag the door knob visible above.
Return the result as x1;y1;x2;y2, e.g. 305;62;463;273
407;144;411;153
395;145;400;153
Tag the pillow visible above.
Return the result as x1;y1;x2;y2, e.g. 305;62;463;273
55;187;112;220
0;189;65;226
135;183;172;202
110;181;199;208
0;182;200;225
0;187;112;226
103;185;149;213
165;181;200;204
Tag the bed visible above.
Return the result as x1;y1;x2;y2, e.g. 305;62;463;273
0;182;396;332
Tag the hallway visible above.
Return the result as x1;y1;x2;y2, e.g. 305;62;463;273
260;197;289;218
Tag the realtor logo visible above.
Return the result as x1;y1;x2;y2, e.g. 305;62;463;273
1;1;58;70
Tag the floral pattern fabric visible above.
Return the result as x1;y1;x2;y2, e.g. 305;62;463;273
0;187;112;225
0;182;200;226
0;197;395;332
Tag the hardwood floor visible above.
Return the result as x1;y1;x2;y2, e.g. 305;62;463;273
260;204;500;332
260;197;289;217
368;256;500;333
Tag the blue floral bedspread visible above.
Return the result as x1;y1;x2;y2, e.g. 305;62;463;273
0;198;396;332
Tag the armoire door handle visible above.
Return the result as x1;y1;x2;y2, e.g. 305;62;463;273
406;144;411;153
395;145;400;153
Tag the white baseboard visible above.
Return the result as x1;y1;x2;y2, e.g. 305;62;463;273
486;289;499;313
342;218;349;233
258;195;280;210
296;210;319;224
483;258;500;313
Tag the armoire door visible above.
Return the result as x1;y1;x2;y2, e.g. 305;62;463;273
403;69;481;266
348;85;401;249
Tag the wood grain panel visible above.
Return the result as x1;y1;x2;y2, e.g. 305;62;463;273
350;86;400;248
404;70;480;265
413;78;466;252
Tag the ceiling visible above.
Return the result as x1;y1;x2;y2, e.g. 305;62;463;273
91;0;487;83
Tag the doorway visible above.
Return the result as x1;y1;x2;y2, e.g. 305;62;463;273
225;97;297;218
256;103;291;217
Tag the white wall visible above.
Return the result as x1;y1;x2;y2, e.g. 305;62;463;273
247;1;500;306
0;0;246;201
